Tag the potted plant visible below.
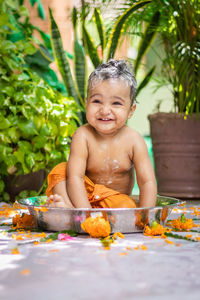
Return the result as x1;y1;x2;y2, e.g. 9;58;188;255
147;0;200;198
0;1;80;202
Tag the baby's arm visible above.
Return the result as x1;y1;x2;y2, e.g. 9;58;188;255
133;133;157;207
66;127;92;208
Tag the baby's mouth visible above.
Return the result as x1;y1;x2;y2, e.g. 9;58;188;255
98;118;114;122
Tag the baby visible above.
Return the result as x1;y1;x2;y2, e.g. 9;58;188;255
46;59;157;208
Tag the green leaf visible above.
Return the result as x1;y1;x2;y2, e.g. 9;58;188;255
32;135;48;149
18;141;32;152
18;120;38;137
49;8;82;111
74;36;86;104
134;11;160;75
0;180;5;194
7;127;20;143
93;8;106;52
23;42;36;55
82;24;101;68
136;66;155;97
0;116;11;129
25;153;35;169
107;0;151;59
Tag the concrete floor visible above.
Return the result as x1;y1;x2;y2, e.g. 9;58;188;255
0;204;200;300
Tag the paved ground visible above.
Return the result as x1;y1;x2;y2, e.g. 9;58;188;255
0;202;200;300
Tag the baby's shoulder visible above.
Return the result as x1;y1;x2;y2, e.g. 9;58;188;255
72;124;95;141
123;126;142;141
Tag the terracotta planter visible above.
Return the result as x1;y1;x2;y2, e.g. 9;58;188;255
5;169;46;202
148;113;200;199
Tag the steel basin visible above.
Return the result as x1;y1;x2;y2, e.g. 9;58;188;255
19;195;182;233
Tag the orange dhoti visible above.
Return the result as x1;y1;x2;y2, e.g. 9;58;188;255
46;162;137;208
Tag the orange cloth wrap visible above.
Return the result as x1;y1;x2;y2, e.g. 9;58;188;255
46;162;137;208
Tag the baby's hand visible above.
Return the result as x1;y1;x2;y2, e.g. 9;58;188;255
46;194;67;208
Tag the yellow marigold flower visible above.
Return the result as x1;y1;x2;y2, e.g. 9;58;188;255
81;216;111;238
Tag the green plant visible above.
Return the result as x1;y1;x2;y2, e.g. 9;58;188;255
116;0;200;117
0;0;80;201
49;0;157;123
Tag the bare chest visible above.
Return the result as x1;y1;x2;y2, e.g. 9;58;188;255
86;142;133;177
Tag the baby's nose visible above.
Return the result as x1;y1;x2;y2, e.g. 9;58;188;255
100;105;111;114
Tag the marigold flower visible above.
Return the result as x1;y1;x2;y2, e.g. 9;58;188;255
171;215;194;231
141;245;147;250
81;216;111;238
165;239;175;245
20;269;30;276
119;252;127;256
144;223;170;236
12;213;35;229
11;247;20;255
113;232;125;240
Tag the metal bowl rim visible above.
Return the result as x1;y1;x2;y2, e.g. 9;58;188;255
19;195;184;212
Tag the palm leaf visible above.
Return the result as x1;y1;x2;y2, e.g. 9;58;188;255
106;0;151;59
82;24;101;68
72;7;86;109
74;34;87;106
93;8;106;53
134;10;160;75
136;66;155;97
49;8;81;109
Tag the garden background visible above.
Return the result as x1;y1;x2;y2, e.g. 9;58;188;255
1;0;198;201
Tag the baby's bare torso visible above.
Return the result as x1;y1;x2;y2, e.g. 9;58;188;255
85;125;135;195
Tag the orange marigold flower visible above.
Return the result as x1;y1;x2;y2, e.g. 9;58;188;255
171;216;194;231
165;239;175;245
104;246;110;250
12;213;35;229
195;237;200;241
81;216;111;238
33;241;40;245
34;207;48;212
20;269;30;276
33;232;46;238
141;245;147;250
134;245;140;250
126;246;133;251
119;252;127;256
113;232;125;240
144;224;170;236
11;234;24;240
11;247;20;255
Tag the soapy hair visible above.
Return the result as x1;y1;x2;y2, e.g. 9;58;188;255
87;59;137;105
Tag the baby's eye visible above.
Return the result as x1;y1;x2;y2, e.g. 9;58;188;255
113;101;122;105
92;99;100;104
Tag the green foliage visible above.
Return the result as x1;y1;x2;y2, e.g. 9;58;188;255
49;0;154;119
0;0;80;201
117;0;200;117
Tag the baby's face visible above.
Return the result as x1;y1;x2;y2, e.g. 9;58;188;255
86;79;136;136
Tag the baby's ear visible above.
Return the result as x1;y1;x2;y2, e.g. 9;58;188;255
128;103;136;119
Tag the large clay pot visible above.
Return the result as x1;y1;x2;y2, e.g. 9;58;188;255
148;113;200;199
5;169;46;202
